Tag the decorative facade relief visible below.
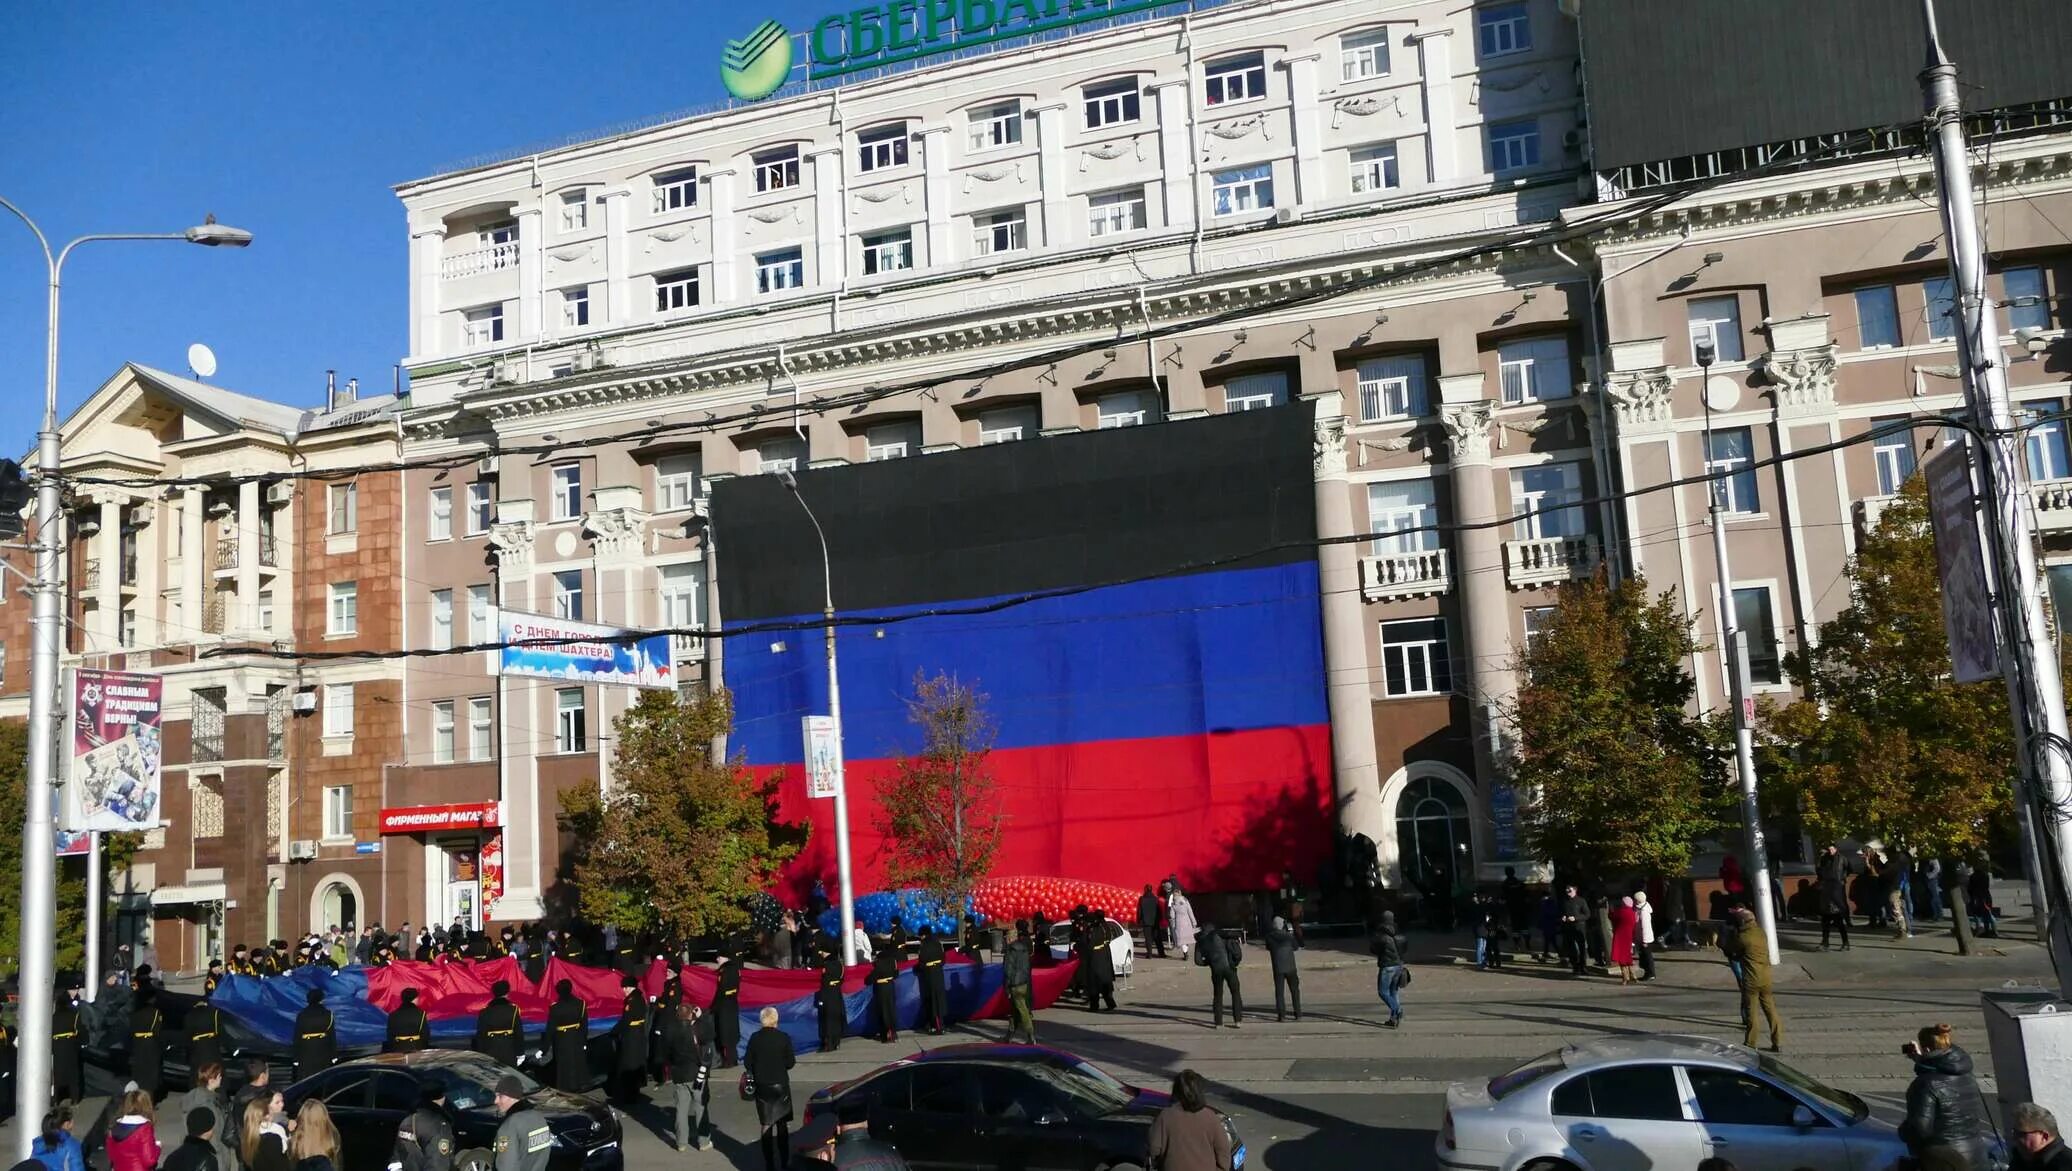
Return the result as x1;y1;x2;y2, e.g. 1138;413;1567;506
1313;412;1350;477
1601;370;1675;432
746;204;803;225
1758;343;1840;419
1330;92;1404;129
489;519;535;572
582;507;648;563
1441;401;1498;463
963;161;1027;191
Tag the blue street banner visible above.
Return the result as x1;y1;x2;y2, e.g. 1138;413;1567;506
497;610;677;690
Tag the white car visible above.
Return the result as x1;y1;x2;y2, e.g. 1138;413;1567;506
1047;916;1135;979
1438;1035;1910;1171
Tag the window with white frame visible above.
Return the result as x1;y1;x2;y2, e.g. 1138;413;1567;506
467;583;492;643
2021;399;2072;481
323;683;354;739
1350;142;1400;194
756;248;805;294
256;589;274;632
1356;354;1431;421
478;220;518;249
428;486;453;540
861;228;913;276
1486;118;1540;173
1211;164;1274;216
857;124;909;172
430;588;454;651
558;190;588;231
1871;417;1919;495
328;582;357;635
1687;295;1745;362
552;570;584;621
978;404;1039;444
463;482;493;536
1087;187;1148;237
328;483;357;534
1381;618;1452;697
555;688;587;753
972;207;1027;256
550;464;582;520
1204;52;1267;105
655;268;701;313
758;438;805;474
753;145;800;193
1732;586;1782;685
1855;284;1901;348
1925;277;1957;341
561;286;590;328
1497;336;1572;405
653;167;699;213
1477;2;1532;57
655;453;702;511
1341;27;1392;81
1083;78;1141;129
119;607;136;648
865;421;921;461
467;697;493;761
1522;605;1557;654
1367;479;1439;554
462;304;504;349
659;562;705;630
968;100;1023;151
431;701;456;764
1706;427;1760;514
1097;389;1158;429
1222;371;1288;411
321;785;353;839
1510;461;1586;539
2005;265;2050;331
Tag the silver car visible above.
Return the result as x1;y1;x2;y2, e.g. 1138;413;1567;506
1437;1034;1910;1171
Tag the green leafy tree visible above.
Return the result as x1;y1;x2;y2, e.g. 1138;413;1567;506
876;671;1005;909
1511;573;1728;879
0;719;138;973
559;689;808;939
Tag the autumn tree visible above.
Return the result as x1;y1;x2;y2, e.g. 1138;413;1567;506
876;671;1005;911
1511;573;1729;880
560;688;807;940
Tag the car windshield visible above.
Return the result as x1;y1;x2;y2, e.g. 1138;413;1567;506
425;1059;542;1112
1489;1050;1567;1100
1020;1060;1134;1116
1757;1054;1868;1123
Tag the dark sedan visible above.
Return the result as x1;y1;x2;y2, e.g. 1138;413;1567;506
282;1051;622;1171
799;1044;1246;1171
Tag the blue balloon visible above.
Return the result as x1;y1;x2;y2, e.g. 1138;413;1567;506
815;888;983;938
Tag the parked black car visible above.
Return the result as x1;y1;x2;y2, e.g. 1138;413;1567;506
282;1051;622;1171
798;1044;1247;1170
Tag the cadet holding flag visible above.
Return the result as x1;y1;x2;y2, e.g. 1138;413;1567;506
474;981;525;1067
387;988;430;1054
815;946;846;1053
292;989;337;1082
916;926;947;1035
546;981;590;1092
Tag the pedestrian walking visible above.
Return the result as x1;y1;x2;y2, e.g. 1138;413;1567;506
1138;884;1166;958
1818;845;1854;950
1610;897;1638;985
1558;885;1589;976
1004;921;1036;1044
744;1007;797;1171
1167;883;1199;963
1921;857;1945;922
1370;911;1407;1027
291;990;336;1085
1196;925;1243;1029
1535;892;1559;962
662;1002;715;1152
1900;1023;1992;1171
1266;916;1301;1021
1147;1071;1232;1171
1722;906;1781;1051
1633;890;1658;981
1967;858;1999;937
545;981;590;1093
1884;851;1914;940
2011;1103;2072;1171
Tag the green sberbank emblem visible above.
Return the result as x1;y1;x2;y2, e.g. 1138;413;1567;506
722;19;793;101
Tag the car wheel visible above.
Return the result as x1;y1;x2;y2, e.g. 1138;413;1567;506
1522;1159;1579;1171
456;1149;493;1171
1105;1163;1146;1171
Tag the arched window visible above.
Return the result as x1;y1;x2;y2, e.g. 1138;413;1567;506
1394;776;1471;893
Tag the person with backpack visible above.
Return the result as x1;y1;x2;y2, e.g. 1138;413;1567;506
1196;924;1243;1028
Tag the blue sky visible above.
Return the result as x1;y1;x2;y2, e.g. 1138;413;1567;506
0;1;825;456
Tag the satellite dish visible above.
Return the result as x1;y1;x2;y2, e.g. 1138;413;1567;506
186;343;218;380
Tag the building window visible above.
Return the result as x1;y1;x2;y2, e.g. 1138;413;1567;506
550;464;582;520
1925;277;1957;341
1088;187;1148;237
656;453;702;511
1688;295;1745;362
1350;142;1401;194
328;582;357;635
865;421;920;461
1486;118;1540;173
1477;2;1532;57
256;588;274;632
431;700;456;764
1871;417;1919;495
561;286;590;328
427;486;453;540
758;438;805;475
978;405;1038;444
1211;164;1274;216
1706;427;1760;514
1498;336;1572;405
1357;354;1431;422
2021;399;2072;481
1222;371;1288;411
552;570;584;621
1341;27;1392;81
430;588;454;651
1204;52;1267;106
1510;461;1587;539
1083;78;1141;129
477;220;518;248
467;584;492;643
861;229;913;276
968;100;1023;151
857;124;909;172
753;145;800;193
118;607;136;648
321;785;354;840
466;481;493;535
962;208;1022;257
323;684;354;739
1855;284;1901;348
653;167;699;213
655;268;701;313
558;190;588;231
1732;586;1782;685
660;562;704;630
1097;389;1158;429
1382;618;1452;697
1522;605;1557;654
328;483;358;534
555;688;587;753
756;249;805;294
2005;265;2051;331
468;697;493;761
1368;479;1439;555
463;304;505;349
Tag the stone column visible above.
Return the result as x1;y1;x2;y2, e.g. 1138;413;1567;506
916;125;953;266
1409;28;1458;184
488;500;543;922
180;487;205;635
91;497;121;646
236;480;261;636
583;486;649;796
1031;103;1070;250
1313;394;1385;843
410;228;443;357
706;169;738;306
1754;314;1837;674
809;146;845;286
1440;382;1509;876
1280;54;1324;206
132;504;159;647
600;188;633;325
515;207;543;340
1151;80;1194;230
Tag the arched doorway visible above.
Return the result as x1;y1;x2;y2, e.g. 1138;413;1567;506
312;877;360;934
1394;776;1473;893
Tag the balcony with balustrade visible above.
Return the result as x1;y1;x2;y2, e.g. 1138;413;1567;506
213;534;279;574
670;633;707;662
440;240;519;280
2032;479;2072;531
1503;533;1602;589
1360;548;1451;601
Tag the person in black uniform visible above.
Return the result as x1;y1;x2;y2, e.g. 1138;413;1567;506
128;987;165;1102
52;983;84;1105
546;980;591;1093
869;948;899;1043
473;980;525;1068
650;969;682;1085
1085;918;1118;1012
915;927;947;1035
815;947;846;1053
229;946;255;977
886;918;908;961
611;974;650;1105
710;951;742;1069
387;988;431;1054
293;989;337;1082
185;984;224;1074
200;960;225;999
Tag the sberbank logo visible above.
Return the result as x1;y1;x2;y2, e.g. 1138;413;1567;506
722;19;794;101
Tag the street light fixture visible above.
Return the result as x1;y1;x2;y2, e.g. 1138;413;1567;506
0;195;252;1157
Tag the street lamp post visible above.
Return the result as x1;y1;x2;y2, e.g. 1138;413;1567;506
0;197;250;1155
778;470;858;966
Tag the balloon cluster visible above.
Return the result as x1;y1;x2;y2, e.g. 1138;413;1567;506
743;891;786;934
815;888;978;938
971;876;1142;924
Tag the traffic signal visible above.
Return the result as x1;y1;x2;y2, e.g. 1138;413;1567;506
0;459;29;539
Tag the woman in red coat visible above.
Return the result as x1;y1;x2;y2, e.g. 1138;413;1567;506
105;1088;160;1171
1610;897;1639;986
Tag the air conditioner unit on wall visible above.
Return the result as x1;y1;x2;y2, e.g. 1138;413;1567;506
287;840;318;861
477;455;499;477
265;482;293;505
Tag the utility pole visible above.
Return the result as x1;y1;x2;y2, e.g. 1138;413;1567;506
1920;0;2072;993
